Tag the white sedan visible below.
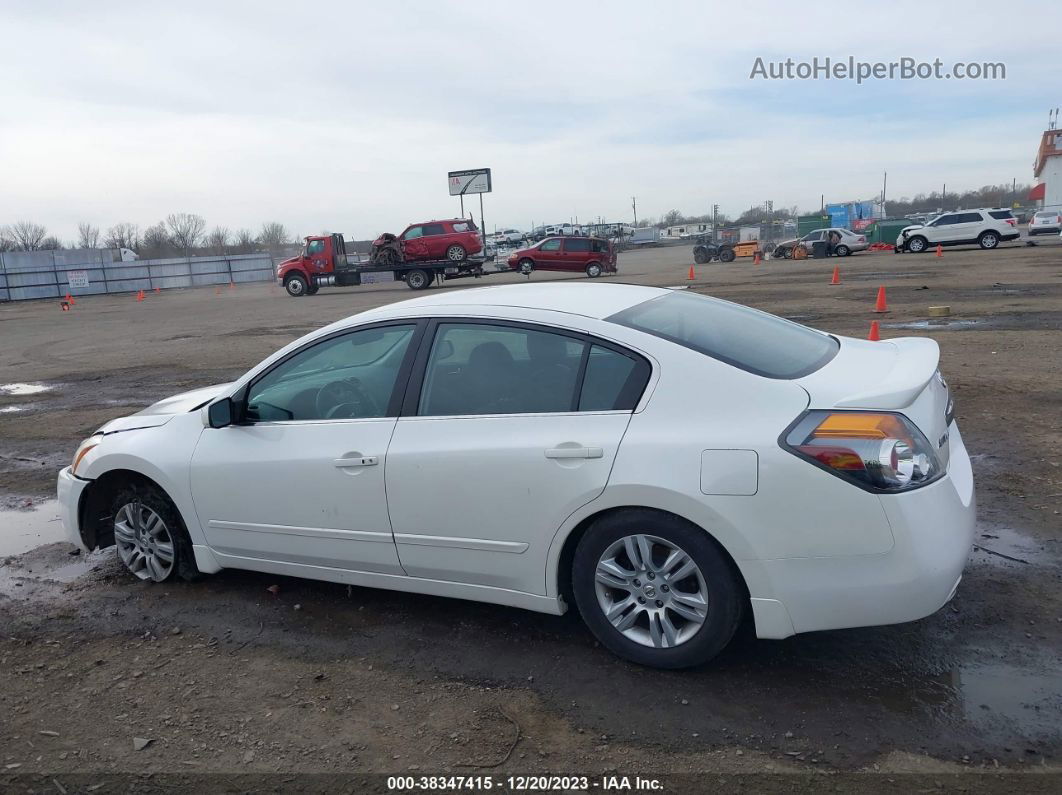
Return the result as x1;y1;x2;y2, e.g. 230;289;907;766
58;284;975;668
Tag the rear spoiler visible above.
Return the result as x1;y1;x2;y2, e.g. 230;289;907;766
834;337;940;410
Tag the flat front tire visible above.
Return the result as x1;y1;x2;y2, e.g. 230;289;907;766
111;482;199;583
572;509;744;669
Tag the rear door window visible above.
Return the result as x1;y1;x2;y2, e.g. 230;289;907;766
422;223;446;236
564;238;591;253
591;239;610;253
608;291;838;379
579;345;648;411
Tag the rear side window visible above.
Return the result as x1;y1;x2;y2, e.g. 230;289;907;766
988;210;1013;220
565;238;591;252
608;291;838;379
452;222;470;232
579;346;645;411
591;239;610;253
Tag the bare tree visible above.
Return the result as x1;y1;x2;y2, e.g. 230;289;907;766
106;222;139;251
141;223;171;257
76;223;101;249
233;228;256;254
166;212;206;253
206;226;231;254
6;221;49;250
40;236;65;250
257;221;290;249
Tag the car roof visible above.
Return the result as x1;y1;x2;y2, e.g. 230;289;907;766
354;283;667;322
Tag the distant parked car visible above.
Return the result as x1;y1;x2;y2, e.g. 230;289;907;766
1029;210;1062;235
372;219;483;264
507;236;617;278
774;228;868;258
494;229;526;244
896;209;1019;253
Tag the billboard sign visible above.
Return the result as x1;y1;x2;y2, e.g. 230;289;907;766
448;168;492;196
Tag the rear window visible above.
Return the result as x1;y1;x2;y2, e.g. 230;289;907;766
987;211;1013;220
607;291;838;379
1033;210;1055;218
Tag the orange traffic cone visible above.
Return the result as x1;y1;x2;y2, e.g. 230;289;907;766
868;320;881;341
935;244;943;257
65;292;76;305
154;287;161;294
830;266;840;285
873;286;888;313
136;289;145;302
687;265;695;281
753;251;761;265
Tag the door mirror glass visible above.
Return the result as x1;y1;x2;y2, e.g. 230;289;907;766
208;398;234;429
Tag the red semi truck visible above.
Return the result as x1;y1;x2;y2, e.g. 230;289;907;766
276;232;491;297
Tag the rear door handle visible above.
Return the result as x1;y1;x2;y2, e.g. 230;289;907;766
545;447;603;460
334;456;378;468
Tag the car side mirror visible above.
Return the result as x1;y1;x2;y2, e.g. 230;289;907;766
207;398;234;429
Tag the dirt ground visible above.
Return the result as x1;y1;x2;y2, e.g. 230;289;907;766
1;240;1061;789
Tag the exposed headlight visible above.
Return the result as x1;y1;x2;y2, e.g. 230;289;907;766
784;411;942;492
71;436;101;476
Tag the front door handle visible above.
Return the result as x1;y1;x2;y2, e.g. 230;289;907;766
334;456;378;468
545;447;603;460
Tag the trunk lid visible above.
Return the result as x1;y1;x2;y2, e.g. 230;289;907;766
796;335;952;468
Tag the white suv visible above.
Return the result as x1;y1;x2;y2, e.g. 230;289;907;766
896;209;1019;253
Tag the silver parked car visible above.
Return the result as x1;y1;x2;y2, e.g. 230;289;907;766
774;228;869;258
1029;210;1062;236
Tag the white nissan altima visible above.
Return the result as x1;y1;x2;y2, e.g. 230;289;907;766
57;283;975;668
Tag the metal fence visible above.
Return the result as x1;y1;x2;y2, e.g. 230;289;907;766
0;250;278;302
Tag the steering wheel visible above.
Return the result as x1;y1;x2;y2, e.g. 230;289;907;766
315;379;381;419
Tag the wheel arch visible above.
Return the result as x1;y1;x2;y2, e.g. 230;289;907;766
549;503;751;615
78;468;177;551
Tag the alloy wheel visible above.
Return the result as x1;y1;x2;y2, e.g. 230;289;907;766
594;534;709;649
114;501;176;582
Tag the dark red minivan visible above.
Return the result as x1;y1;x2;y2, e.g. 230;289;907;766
507;236;617;278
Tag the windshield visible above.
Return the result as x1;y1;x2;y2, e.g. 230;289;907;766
608;291;838;379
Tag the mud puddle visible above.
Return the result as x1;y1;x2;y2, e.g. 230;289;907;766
884;311;1062;332
0;499;67;556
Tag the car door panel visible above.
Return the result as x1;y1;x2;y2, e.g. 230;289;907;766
386;412;632;592
189;322;421;573
191;419;404;572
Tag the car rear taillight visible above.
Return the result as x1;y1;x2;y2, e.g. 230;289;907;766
784;410;942;492
858;235;866;243
1006;218;1016;226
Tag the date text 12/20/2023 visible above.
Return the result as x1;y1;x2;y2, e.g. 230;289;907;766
386;775;664;791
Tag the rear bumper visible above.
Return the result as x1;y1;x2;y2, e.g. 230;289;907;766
57;466;91;551
756;423;976;637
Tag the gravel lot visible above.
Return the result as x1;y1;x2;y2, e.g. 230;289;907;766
1;240;1060;786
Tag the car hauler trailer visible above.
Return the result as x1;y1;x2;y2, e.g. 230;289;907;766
276;233;494;297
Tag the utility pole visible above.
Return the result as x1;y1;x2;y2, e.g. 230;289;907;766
632;196;638;228
712;204;719;240
881;170;887;217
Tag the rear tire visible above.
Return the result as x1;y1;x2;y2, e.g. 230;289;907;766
572;509;744;669
405;269;432;290
585;262;603;278
284;273;308;297
835;244;850;257
978;231;999;249
446;244;467;261
718;246;735;263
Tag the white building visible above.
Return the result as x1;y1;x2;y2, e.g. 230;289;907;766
1032;127;1062;211
661;223;711;239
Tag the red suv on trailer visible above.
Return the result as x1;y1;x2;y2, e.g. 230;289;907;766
507;236;617;278
375;219;483;262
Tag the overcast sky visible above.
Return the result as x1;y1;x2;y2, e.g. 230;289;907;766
0;0;1055;242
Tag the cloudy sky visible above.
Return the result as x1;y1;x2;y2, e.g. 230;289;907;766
0;0;1055;242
